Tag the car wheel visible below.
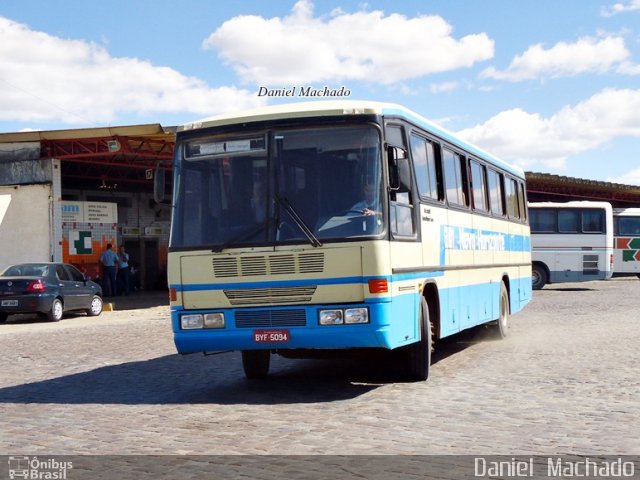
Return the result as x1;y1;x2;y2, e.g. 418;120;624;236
0;312;7;324
47;298;64;322
86;295;103;317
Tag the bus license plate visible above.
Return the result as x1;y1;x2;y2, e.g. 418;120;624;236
1;300;18;307
253;329;290;343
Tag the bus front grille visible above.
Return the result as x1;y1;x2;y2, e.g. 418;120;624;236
212;252;325;278
223;286;317;305
235;309;307;328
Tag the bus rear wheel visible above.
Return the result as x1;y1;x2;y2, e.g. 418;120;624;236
241;350;270;379
532;264;548;290
404;297;432;381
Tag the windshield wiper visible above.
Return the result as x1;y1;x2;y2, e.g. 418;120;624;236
211;219;273;253
275;194;322;248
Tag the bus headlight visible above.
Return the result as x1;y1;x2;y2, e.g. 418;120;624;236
345;308;369;324
204;313;225;328
181;314;203;329
319;309;344;325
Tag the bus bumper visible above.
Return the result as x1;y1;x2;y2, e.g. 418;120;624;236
172;298;418;353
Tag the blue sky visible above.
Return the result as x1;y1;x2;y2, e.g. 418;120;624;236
1;0;639;184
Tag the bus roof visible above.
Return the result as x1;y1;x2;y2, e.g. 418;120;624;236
179;100;524;179
613;207;640;216
529;201;614;211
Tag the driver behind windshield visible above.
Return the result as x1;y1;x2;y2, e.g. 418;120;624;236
351;183;381;216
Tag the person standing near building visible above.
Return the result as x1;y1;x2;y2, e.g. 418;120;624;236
117;245;130;296
99;243;118;298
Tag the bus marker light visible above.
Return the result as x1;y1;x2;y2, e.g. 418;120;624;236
169;288;178;302
368;279;388;294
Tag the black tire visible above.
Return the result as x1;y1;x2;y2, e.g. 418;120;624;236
492;282;510;339
86;295;103;317
47;298;64;322
404;297;432;381
636;274;640;280
532;264;548;290
0;312;8;324
242;350;270;379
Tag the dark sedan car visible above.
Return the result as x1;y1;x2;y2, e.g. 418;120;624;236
0;262;103;323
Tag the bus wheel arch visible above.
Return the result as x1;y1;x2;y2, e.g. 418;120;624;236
422;281;440;346
532;262;549;290
403;296;432;381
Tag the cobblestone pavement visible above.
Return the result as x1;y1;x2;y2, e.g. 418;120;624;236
1;279;638;455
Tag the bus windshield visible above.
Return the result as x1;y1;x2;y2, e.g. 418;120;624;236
170;124;384;250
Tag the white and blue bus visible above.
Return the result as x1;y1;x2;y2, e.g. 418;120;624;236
529;201;614;289
165;101;532;381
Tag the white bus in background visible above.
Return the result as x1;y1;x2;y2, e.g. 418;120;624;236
613;208;640;278
529;202;613;289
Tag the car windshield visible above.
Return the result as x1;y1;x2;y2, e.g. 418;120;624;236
170;124;384;250
1;264;50;277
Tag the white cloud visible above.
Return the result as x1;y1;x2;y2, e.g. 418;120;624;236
457;88;640;170
0;17;264;126
601;0;640;16
481;35;636;81
608;168;640;185
203;0;494;85
430;81;460;93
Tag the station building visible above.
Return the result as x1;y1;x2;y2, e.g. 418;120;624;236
1;124;639;290
0;125;173;290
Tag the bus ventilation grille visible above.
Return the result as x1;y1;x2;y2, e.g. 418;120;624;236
224;286;317;305
582;254;599;275
212;253;324;277
235;309;307;328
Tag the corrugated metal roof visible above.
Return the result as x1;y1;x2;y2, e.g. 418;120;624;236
0;124;174;143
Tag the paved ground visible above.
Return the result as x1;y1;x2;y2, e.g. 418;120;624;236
1;279;638;455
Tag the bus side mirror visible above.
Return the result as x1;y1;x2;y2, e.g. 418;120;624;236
153;167;166;203
387;145;411;192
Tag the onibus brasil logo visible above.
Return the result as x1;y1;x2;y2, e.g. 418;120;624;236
8;457;73;479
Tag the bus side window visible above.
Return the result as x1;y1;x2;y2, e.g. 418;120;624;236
488;169;506;217
410;133;443;202
505;177;520;220
386;124;416;237
469;159;488;212
518;181;528;222
558;209;580;233
443;148;469;207
582;209;605;233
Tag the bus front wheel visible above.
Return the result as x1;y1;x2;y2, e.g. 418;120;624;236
492;282;510;339
241;350;270;379
404;297;432;381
